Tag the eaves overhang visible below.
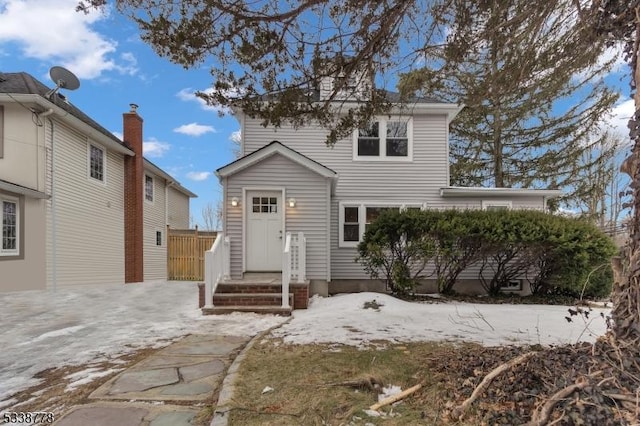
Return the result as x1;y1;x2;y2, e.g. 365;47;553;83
0;179;49;199
440;186;563;198
0;94;134;157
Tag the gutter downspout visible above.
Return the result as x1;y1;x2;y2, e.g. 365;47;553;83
165;181;177;226
46;116;56;293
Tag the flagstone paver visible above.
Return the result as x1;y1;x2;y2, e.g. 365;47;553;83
55;334;251;426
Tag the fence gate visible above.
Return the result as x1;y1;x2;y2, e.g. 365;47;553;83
167;228;217;281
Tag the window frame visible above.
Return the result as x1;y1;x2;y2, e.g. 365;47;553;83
1;194;20;257
156;230;163;246
501;279;522;292
145;174;154;203
353;117;413;162
481;200;512;211
338;201;425;247
87;143;106;184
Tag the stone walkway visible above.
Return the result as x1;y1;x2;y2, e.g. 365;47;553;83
54;334;250;426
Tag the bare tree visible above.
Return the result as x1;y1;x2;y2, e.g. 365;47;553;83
201;201;222;231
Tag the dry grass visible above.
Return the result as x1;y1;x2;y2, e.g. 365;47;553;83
227;338;478;425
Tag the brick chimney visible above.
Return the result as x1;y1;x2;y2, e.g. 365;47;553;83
123;103;144;283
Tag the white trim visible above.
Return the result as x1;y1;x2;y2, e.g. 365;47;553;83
218;142;336;179
326;180;331;282
338;200;424;247
144;174;154;204
481;200;512;210
155;229;164;247
242;186;286;272
441;186;562;198
0;194;19;256
87;142;106;185
0;94;134;157
352;116;414;162
0;180;48;199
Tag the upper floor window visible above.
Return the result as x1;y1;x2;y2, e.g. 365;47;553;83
354;117;412;161
145;175;154;202
89;144;105;182
1;196;19;256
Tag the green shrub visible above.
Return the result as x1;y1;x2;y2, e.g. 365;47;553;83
356;209;435;295
356;208;617;298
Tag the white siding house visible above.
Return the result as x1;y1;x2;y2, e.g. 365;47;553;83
215;74;561;296
0;72;196;292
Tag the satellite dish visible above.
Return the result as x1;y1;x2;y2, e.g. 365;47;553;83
46;66;80;100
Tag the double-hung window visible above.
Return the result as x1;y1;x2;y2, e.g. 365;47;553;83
145;175;154;202
89;144;105;182
354;117;412;160
1;196;19;256
339;202;423;247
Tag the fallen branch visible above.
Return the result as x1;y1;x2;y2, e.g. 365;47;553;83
450;351;536;420
369;383;422;411
526;380;589;426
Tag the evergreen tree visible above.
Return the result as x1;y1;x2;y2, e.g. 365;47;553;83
398;0;617;195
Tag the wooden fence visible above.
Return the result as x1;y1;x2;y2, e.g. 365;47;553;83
167;227;217;281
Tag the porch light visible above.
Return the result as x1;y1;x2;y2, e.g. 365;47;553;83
288;198;296;208
231;197;239;207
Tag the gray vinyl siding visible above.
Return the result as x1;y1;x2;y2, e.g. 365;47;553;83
168;187;190;229
245;114;451;279
242;114;548;281
225;153;330;280
46;120;125;286
143;172;167;280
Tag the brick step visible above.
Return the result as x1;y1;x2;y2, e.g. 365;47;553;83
213;292;294;307
215;283;283;294
202;305;292;316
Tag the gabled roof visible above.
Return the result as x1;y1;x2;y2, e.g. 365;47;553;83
0;72;128;151
216;141;337;180
1;71;196;198
144;159;197;198
440;186;562;198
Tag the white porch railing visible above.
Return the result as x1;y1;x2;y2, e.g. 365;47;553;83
282;232;306;308
204;233;230;309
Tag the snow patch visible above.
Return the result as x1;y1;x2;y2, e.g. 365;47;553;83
271;292;610;348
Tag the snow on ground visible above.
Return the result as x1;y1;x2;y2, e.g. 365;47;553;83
0;281;286;403
271;293;610;348
0;283;612;407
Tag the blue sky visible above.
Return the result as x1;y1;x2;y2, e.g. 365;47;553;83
0;0;240;227
0;0;635;226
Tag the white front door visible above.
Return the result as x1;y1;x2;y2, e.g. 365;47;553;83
246;191;283;271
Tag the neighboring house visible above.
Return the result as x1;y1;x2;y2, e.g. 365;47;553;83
0;72;196;292
213;71;561;299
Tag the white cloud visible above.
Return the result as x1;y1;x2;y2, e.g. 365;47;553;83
229;130;242;144
0;0;136;79
143;137;170;158
607;99;635;139
113;132;170;157
186;171;211;181
176;85;245;113
173;122;216;136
